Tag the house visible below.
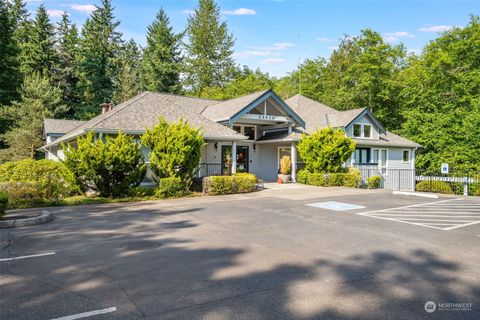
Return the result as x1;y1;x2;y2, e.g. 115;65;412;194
41;90;420;190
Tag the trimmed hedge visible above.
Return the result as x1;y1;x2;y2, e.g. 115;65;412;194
298;169;361;188
0;191;7;219
0;182;46;208
367;176;382;189
416;180;454;194
203;173;257;195
0;159;78;199
156;177;187;198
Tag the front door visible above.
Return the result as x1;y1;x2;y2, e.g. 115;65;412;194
221;146;249;175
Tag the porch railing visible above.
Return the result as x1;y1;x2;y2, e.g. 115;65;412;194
197;163;223;177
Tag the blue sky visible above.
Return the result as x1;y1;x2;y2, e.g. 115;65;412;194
28;0;478;77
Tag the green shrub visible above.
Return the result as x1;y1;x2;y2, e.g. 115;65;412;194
343;168;361;188
416;180;454;194
307;173;326;186
297;128;356;173
63;132;147;198
0;159;78;199
142;117;204;188
0;191;7;219
325;173;345;186
280;156;291;175
234;173;257;193
367;176;382;189
156;177;186;198
296;170;310;184
203;173;257;195
0;182;45;207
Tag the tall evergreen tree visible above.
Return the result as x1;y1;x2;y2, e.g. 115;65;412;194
141;8;183;93
184;0;236;93
0;73;66;161
9;0;29;32
18;4;58;78
77;0;123;119
114;39;141;102
56;12;80;115
0;0;21;105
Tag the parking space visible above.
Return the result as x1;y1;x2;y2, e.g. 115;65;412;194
356;198;480;231
1;189;479;320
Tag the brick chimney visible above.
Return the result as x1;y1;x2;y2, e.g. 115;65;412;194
100;103;112;114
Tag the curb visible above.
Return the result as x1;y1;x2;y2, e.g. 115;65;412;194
392;191;439;199
0;211;54;228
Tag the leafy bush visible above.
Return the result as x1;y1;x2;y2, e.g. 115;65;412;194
280;156;291;175
325;173;345;186
307;173;326;186
234;173;257;193
296;170;310;184
367;176;382;189
0;182;45;207
0;191;7;219
142;117;204;188
63;132;147;198
416;180;454;194
203;173;257;195
297;128;356;173
156;177;187;198
0;159;78;199
343;168;362;188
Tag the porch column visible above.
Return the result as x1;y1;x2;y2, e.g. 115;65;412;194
231;141;237;174
291;142;297;183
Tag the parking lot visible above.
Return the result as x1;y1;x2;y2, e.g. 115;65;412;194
1;186;479;319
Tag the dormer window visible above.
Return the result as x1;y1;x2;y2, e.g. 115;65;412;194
352;123;372;139
353;124;361;137
363;125;371;138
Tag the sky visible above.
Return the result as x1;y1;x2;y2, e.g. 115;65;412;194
26;0;479;77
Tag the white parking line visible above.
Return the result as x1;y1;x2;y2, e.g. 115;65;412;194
0;252;56;262
357;198;480;231
50;307;116;320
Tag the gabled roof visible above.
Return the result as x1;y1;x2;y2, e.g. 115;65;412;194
286;94;340;132
43;92;246;148
202;90;269;122
355;131;421;148
202;89;305;128
43;119;86;137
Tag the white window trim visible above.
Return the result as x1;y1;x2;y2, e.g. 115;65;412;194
352;123;373;139
402;149;411;163
380;149;388;175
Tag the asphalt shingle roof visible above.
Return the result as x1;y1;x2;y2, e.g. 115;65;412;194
201;90;270;122
43;119;86;137
44;92;246;147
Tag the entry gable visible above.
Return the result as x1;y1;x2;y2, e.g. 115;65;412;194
229;90;305;128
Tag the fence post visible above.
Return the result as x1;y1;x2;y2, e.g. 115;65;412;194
463;172;469;196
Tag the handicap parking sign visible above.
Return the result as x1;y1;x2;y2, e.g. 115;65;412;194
441;163;449;174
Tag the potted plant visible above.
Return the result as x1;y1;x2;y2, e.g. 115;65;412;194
280;155;291;183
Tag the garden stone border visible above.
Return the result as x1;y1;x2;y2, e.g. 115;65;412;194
0;211;54;228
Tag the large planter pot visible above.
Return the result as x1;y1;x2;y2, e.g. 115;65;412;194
281;174;291;183
277;174;283;184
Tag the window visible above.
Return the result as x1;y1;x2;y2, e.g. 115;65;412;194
243;126;256;140
353;148;370;164
363;125;371;138
403;149;410;162
232;125;256;140
353;124;361;137
373;149;379;164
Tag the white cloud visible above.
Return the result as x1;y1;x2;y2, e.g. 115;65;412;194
316;37;335;42
71;4;97;13
328;46;338;51
250;42;294;51
383;31;415;42
418;25;455;32
223;8;256;16
181;9;194;15
262;58;287;64
47;9;64;17
234;50;271;58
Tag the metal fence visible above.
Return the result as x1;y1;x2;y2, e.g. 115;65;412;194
197;163;223;177
354;165;480;196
